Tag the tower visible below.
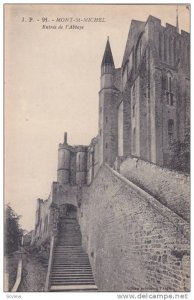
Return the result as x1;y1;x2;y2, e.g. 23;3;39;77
98;37;119;166
57;132;71;184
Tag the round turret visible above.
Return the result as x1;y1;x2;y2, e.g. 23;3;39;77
75;146;87;184
57;132;71;184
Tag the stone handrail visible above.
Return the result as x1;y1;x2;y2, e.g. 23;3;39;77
105;164;189;236
11;257;22;292
44;235;55;292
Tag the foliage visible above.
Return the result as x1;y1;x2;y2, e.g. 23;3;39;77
5;204;23;255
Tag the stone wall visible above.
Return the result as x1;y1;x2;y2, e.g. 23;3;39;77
120;156;190;222
78;164;190;292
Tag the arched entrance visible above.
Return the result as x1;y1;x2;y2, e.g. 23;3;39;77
59;203;77;219
57;204;81;247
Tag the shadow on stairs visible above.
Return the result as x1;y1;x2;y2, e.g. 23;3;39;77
49;217;98;292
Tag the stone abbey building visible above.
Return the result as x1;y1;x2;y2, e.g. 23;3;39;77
32;15;190;292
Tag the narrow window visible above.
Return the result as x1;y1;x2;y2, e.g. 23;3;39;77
164;35;167;62
166;73;174;106
78;154;81;171
106;116;108;123
105;142;108;149
168;119;174;144
173;38;176;64
179;40;181;53
169;37;173;64
139;40;142;58
159;32;162;59
133;104;135;118
133;128;136;153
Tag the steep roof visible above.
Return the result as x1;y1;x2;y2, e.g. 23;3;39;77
101;37;115;67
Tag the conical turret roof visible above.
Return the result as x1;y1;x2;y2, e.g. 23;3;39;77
101;37;115;67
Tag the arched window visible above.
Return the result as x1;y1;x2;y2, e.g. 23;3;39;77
133;128;136;153
133;104;136;118
179;40;182;53
173;38;176;64
132;84;136;118
78;154;81;171
169;37;173;65
166;72;174;106
164;35;167;62
44;216;48;233
159;32;162;59
168;119;174;144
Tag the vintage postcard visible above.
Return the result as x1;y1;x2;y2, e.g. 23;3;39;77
4;3;190;296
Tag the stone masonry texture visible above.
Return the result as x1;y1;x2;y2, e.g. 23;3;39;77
120;156;190;222
78;165;190;292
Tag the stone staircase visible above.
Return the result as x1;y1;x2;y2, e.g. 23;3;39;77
49;217;97;292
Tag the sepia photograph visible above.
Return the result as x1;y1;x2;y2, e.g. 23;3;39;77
4;3;190;294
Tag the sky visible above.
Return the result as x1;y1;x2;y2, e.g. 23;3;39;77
4;4;190;231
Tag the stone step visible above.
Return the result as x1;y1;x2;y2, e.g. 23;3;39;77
50;284;97;291
51;276;93;279
55;247;83;249
58;236;81;238
53;258;88;261
54;255;88;258
58;235;81;237
52;265;92;270
53;262;90;265
55;246;83;248
59;231;80;233
59;225;80;227
51;274;94;276
58;236;81;237
53;260;90;263
57;242;82;244
54;258;89;260
58;238;81;240
57;241;81;242
58;241;81;243
57;244;82;246
54;252;87;254
57;239;81;241
54;253;87;255
52;270;92;272
51;282;96;286
53;264;90;267
53;262;90;264
53;258;90;265
51;280;95;284
49;218;97;291
51;276;94;280
51;273;93;276
52;265;92;268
